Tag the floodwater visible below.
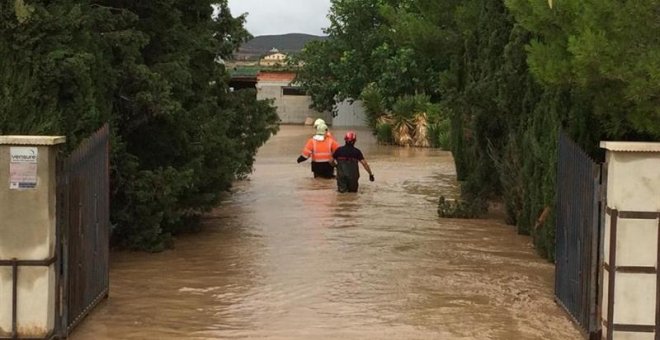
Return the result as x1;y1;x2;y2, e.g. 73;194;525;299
72;126;581;340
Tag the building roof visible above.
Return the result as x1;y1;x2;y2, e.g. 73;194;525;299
229;66;260;78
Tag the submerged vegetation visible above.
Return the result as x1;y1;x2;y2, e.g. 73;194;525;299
362;89;451;149
294;0;659;259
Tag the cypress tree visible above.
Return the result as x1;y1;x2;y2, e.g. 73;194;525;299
1;1;279;251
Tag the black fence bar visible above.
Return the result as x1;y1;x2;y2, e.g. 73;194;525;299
0;258;57;266
606;209;618;340
11;261;17;339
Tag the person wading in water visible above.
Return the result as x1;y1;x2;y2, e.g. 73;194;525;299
313;118;334;141
297;123;339;178
331;131;374;192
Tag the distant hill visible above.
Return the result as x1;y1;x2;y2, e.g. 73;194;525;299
234;33;327;60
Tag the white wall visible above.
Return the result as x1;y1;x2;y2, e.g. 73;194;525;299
332;99;368;127
256;82;331;124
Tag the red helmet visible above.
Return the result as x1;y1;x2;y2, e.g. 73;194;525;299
344;131;357;143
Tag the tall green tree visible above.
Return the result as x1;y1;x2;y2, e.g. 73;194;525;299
506;0;660;139
287;0;660;259
0;1;114;144
1;0;279;251
294;0;403;111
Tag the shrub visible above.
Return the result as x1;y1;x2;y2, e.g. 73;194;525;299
375;121;394;144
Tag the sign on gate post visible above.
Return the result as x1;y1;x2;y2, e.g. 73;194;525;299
0;136;65;339
599;141;660;340
9;147;39;190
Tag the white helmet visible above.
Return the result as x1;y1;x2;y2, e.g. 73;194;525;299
313;118;326;129
315;123;328;135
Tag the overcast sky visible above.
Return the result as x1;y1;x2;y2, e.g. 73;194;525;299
227;0;331;36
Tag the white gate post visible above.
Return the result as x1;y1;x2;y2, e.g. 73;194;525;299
600;141;660;340
0;136;65;339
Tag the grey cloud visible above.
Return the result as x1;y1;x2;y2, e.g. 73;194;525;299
228;0;330;36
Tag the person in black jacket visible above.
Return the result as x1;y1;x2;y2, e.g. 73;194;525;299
331;131;374;193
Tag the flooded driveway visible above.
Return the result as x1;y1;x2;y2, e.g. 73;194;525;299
72;125;581;339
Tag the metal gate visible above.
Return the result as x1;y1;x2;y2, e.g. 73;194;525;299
555;131;603;339
56;124;110;337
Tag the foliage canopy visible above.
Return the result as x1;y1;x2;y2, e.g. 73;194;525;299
295;0;659;259
0;0;279;251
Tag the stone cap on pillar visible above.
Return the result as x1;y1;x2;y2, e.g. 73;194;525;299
600;141;660;153
0;136;66;146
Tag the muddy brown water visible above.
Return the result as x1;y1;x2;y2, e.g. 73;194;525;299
71;126;581;340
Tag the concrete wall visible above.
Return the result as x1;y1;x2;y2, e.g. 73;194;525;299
256;81;331;124
279;94;324;124
254;72;363;126
600;141;660;340
0;136;64;338
332;99;368;127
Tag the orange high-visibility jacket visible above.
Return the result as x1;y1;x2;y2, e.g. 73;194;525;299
302;137;339;162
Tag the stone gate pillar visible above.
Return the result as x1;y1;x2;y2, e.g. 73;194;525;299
600;141;660;340
0;136;65;338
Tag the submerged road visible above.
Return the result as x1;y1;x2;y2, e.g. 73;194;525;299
72;125;581;339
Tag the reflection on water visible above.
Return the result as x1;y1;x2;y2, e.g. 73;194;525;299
71;126;580;340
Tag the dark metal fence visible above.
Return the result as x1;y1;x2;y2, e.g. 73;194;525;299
56;124;110;337
555;131;602;339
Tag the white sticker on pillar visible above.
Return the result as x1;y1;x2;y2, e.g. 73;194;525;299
9;147;38;190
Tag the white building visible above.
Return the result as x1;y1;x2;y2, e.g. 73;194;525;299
259;49;288;67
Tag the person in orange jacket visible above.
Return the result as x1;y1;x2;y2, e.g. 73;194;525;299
297;123;339;178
